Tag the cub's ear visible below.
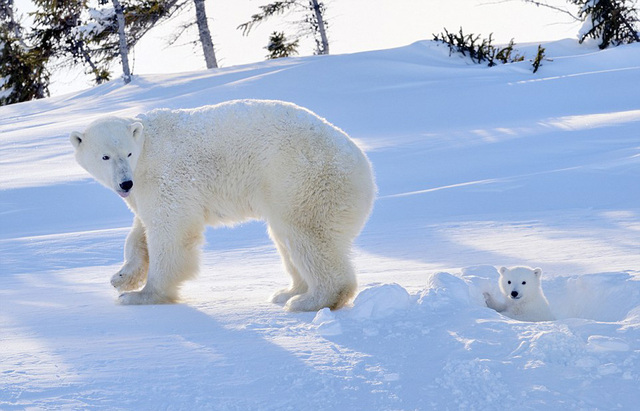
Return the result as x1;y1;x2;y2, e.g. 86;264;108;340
130;122;144;140
70;131;84;149
533;268;543;278
498;266;508;276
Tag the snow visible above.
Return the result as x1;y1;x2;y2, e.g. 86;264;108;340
1;38;640;409
0;74;12;101
72;3;116;40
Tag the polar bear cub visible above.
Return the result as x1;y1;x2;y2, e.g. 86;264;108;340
69;100;376;312
484;266;555;322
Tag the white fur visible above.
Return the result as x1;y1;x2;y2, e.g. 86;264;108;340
71;100;376;311
484;266;555;322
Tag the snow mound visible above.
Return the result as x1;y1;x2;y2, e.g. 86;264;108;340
306;269;640;409
419;271;471;308
546;272;640;322
320;268;640;327
312;308;343;336
348;283;412;320
586;335;630;353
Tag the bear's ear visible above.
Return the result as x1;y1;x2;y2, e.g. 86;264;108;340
498;266;508;276
533;268;542;278
130;122;144;141
70;131;84;149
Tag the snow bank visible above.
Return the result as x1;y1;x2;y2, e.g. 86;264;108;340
318;268;640;327
307;270;640;408
349;283;412;320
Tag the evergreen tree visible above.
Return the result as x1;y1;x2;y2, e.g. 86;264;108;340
265;31;298;59
1;0;20;38
1;0;49;105
29;0;106;84
432;28;524;66
238;0;329;55
531;44;546;73
570;0;640;48
30;0;183;85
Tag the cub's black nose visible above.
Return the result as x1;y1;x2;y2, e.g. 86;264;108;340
120;180;133;191
511;291;519;298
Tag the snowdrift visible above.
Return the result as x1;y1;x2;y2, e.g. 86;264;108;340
1;39;639;409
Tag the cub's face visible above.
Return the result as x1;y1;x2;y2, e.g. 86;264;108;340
70;118;144;198
498;266;542;302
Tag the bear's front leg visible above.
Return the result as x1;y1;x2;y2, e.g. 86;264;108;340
484;292;507;313
111;217;149;292
118;222;203;305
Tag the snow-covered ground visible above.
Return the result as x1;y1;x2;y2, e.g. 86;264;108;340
1;39;639;410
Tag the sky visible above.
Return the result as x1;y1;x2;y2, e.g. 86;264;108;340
14;0;582;95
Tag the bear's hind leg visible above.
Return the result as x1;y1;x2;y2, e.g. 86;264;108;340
112;217;149;292
268;227;308;305
119;224;203;305
283;232;357;312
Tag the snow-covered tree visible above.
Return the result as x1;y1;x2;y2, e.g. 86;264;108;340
1;0;49;105
570;0;639;48
30;0;110;84
83;0;183;83
265;31;299;59
1;0;20;38
238;0;330;55
31;0;184;85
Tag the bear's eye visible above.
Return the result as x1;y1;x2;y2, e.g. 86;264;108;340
507;281;511;284
102;155;110;161
128;153;132;157
522;281;526;285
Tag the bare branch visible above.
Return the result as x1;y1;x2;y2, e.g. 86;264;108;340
167;20;197;46
237;1;297;36
481;0;580;21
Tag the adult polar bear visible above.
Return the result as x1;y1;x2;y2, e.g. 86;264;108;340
70;100;376;311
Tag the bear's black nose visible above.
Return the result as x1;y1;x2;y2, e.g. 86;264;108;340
120;180;133;191
511;291;519;298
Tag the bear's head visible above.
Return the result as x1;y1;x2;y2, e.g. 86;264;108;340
70;117;144;198
498;266;543;302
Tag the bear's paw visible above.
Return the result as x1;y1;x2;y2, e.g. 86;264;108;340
111;267;146;292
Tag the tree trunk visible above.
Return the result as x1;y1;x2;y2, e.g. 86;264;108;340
193;0;218;69
112;0;132;84
310;0;329;54
80;45;106;84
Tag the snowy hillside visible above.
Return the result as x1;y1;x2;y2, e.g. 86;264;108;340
1;39;640;410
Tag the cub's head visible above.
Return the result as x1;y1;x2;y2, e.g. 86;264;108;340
498;266;543;302
70;117;144;198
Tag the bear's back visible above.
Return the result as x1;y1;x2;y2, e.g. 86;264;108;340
142;100;351;149
138;100;364;176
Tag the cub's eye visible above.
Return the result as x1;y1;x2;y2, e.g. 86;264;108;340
128;153;132;157
507;281;511;284
522;281;527;285
102;155;110;161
